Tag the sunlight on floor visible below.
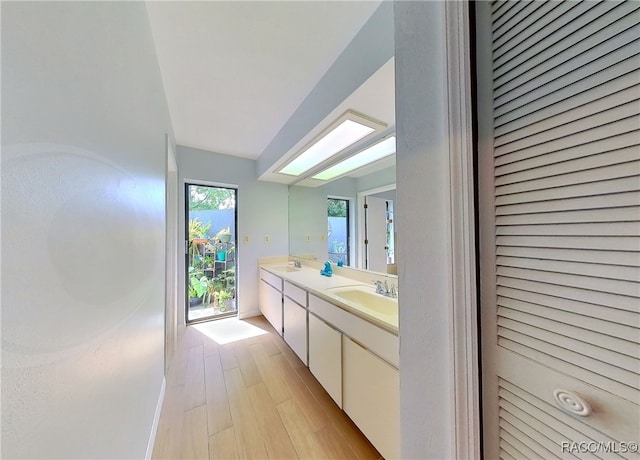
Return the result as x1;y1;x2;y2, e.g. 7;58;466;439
193;317;269;345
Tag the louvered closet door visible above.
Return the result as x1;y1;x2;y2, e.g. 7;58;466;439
478;1;640;459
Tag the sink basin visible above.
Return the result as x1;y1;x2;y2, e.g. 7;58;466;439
328;285;398;317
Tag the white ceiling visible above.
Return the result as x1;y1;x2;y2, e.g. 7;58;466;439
146;0;391;165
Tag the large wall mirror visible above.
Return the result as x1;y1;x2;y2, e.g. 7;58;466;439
287;55;396;274
288;161;396;274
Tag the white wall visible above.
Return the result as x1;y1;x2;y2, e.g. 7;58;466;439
177;146;289;319
288;185;329;259
257;1;394;177
356;165;396;193
395;1;454;458
1;2;173;458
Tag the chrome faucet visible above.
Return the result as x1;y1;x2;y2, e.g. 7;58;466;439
372;280;397;298
373;280;386;295
292;259;302;268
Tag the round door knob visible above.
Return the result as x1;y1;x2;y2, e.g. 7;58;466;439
553;389;592;417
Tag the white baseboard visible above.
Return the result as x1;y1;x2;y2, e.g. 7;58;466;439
146;377;166;460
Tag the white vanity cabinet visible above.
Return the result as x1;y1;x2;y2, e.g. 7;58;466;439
308;293;399;459
283;281;308;365
343;336;399;460
259;269;283;335
308;313;342;407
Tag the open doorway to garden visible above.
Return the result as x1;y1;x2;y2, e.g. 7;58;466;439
186;183;237;323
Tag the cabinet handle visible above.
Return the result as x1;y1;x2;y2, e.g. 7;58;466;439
552;389;592;417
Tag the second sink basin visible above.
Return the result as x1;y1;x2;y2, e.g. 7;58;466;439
328;285;398;317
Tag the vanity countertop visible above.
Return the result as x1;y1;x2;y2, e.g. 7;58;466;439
260;263;398;335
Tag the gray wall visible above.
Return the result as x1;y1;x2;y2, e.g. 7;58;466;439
395;1;454;457
177;146;289;318
2;2;173;458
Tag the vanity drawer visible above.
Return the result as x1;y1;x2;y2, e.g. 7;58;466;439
284;281;307;307
260;268;283;291
309;294;398;368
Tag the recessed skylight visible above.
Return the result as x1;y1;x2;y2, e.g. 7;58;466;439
279;111;383;176
312;136;396;181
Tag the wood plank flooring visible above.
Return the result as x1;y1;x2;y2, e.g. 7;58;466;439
152;315;382;460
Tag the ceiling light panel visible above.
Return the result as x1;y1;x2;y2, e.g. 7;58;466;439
279;111;384;176
312;136;396;181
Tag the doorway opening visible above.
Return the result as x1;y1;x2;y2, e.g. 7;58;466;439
358;185;396;273
186;183;237;323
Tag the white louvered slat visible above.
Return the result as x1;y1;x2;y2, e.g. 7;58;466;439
497;285;639;325
495;86;640;150
492;0;532;36
497;254;639;282
496;221;640;236
495;130;639;174
497;266;638;297
495;101;639;158
494;40;639;116
495;246;640;267
495;146;639;186
493;1;596;75
496;206;640;226
500;388;621;458
494;2;640;93
494;57;639;125
493;2;566;58
495;176;640;205
495;116;639;163
499;409;571;459
499;383;632;460
499;402;594;460
497;306;638;357
497;277;639;312
500;418;557;459
484;2;640;457
493;2;602;77
495;190;640;215
498;322;639;386
495;14;640;103
499;449;517;460
498;316;639;373
495;234;640;252
495;71;640;137
499;336;637;402
499;438;528;460
492;1;549;50
491;0;515;22
492;1;572;59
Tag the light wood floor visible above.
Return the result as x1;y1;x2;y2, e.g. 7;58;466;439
152;315;382;460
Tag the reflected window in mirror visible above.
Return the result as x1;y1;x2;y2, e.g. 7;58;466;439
328;198;350;266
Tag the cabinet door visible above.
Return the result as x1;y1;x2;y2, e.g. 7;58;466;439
259;280;282;335
343;337;399;460
283;296;307;365
308;314;342;407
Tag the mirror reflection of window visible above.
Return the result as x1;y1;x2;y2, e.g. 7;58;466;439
327;198;350;266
